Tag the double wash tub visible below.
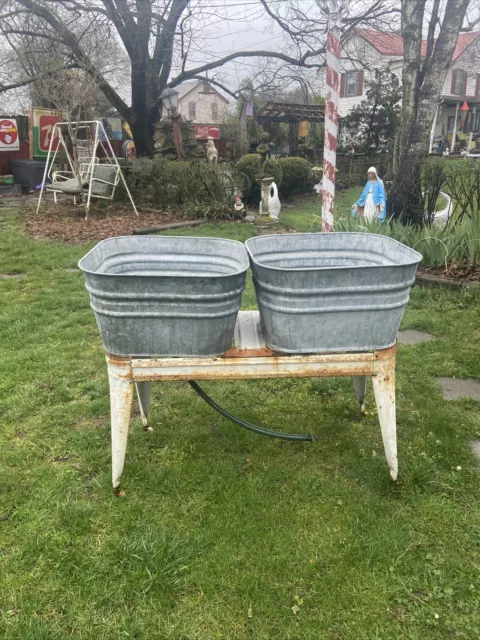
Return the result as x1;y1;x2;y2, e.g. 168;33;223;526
79;233;422;357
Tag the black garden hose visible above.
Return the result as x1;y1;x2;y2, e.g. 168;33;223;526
188;381;313;442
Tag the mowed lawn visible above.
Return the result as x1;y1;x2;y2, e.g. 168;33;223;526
1;205;480;640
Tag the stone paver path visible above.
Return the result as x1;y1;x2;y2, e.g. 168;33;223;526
397;330;434;345
436;377;480;401
470;441;480;466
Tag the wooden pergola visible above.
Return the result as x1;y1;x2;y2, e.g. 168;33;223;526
256;101;325;156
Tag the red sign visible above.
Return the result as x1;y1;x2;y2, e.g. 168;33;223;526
38;114;61;152
194;125;220;139
0;118;19;150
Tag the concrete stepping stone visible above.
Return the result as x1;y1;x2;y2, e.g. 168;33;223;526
436;377;480;401
470;441;480;466
65;268;80;272
0;273;24;279
397;329;434;345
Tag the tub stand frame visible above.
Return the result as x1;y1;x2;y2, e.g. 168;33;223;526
106;311;398;491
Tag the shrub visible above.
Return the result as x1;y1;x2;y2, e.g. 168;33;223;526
118;158;248;218
277;157;312;197
235;154;282;203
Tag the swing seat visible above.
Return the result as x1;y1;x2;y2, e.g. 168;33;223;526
50;176;88;195
50;164;119;198
37;120;137;216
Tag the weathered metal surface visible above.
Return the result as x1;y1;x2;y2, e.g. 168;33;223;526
79;236;249;357
372;353;397;480
352;376;367;413
108;361;134;490
105;311;399;489
135;381;151;430
129;355;377;382
245;233;421;354
224;309;276;357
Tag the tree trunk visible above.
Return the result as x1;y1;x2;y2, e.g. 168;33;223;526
388;0;470;226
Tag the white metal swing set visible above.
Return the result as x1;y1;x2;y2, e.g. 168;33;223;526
36;119;138;216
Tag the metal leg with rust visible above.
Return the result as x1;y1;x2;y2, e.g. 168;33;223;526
352;376;367;414
136;382;152;431
372;361;397;481
108;361;134;492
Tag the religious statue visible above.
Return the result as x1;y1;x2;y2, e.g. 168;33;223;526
256;132;271;177
352;167;386;222
206;137;218;165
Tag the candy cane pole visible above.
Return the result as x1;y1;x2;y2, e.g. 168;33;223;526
322;0;344;232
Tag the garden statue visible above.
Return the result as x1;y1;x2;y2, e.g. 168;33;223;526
206;137;218;165
259;182;281;219
255;132;275;217
256;132;271;178
352;167;386;222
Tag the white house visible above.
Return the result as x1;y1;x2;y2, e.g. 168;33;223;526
331;29;480;152
162;80;229;125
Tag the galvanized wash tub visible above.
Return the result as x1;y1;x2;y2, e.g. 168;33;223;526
79;236;249;357
245;233;422;354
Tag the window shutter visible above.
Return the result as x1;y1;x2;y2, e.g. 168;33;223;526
462;72;468;96
476;74;480;98
451;70;457;94
340;73;346;98
357;70;364;97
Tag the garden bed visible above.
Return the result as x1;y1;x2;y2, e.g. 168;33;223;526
418;262;480;284
22;201;186;244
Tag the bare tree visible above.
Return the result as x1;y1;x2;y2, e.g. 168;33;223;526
0;0;397;156
388;0;475;225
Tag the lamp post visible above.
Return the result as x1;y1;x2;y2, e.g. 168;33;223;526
160;88;184;161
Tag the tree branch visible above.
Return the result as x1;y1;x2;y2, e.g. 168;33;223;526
0;63;79;93
169;47;326;90
16;0;131;119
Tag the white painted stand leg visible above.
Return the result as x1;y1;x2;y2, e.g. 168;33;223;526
372;366;398;481
136;381;152;431
352;376;367;414
108;369;134;491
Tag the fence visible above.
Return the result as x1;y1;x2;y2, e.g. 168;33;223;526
315;152;389;188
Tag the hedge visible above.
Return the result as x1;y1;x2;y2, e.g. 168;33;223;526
235;154;282;203
277;157;312;197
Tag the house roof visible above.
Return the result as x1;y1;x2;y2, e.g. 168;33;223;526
175;80;229;104
356;29;480;60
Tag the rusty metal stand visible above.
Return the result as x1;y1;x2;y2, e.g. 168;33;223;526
106;311;397;491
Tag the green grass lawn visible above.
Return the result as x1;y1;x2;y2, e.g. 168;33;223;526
279;187;363;232
1;207;480;639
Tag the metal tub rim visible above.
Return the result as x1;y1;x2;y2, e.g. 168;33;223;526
78;235;250;278
245;232;423;272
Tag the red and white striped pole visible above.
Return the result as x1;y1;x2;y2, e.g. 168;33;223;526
322;0;344;232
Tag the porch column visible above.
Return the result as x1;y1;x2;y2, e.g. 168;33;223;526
468;105;477;150
429;104;439;153
451;101;460;152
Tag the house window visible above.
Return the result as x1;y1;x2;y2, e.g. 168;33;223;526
211;103;218;120
452;69;467;96
346;71;359;97
188;102;196;119
341;70;364;98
